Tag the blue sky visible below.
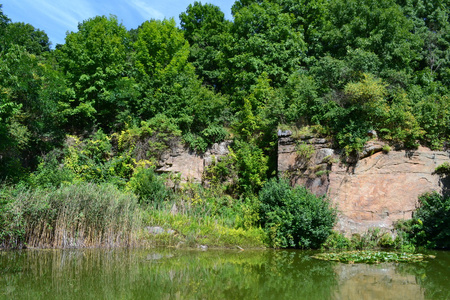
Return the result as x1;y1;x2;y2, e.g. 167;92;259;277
3;0;236;47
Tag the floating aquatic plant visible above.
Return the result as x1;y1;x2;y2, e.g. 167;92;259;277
312;251;436;264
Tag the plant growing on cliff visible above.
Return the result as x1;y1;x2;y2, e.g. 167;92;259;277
258;178;336;249
295;142;315;161
434;162;450;176
413;192;450;249
382;144;391;153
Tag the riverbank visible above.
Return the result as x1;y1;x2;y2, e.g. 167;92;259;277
2;180;448;251
0;183;267;250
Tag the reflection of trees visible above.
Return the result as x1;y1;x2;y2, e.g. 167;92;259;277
0;249;337;299
246;250;337;299
416;252;450;300
5;250;449;300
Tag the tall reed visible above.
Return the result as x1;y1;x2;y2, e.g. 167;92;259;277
1;183;141;249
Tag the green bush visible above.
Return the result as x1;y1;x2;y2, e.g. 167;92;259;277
29;150;76;188
322;229;397;251
414;192;450;249
127;167;170;207
258;178;336;249
321;231;352;250
232;141;268;196
434;162;450;176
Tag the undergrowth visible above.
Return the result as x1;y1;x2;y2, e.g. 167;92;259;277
143;209;265;248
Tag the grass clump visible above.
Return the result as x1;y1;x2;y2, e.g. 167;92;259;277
0;183;140;249
140;183;266;249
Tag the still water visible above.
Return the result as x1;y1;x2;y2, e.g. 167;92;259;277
1;248;449;300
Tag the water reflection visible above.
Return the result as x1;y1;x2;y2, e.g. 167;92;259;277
0;249;449;299
333;263;423;300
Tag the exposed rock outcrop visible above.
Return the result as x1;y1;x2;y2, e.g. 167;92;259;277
278;133;450;235
156;140;232;183
150;131;449;235
330;147;449;234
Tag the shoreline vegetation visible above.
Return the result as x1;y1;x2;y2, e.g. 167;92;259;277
2;0;450;252
0;183;267;250
2;180;449;252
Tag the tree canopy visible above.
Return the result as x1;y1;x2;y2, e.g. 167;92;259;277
0;0;449;186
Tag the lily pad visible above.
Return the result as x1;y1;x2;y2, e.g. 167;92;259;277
312;251;435;264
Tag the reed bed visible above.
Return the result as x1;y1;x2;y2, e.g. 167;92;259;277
0;183;141;249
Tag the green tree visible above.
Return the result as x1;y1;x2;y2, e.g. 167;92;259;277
134;18;229;147
401;0;450;83
282;72;322;124
180;2;232;90
413;92;450;149
411;192;450;249
0;45;67;180
276;0;329;56
0;4;10;37
133;18;195;123
231;140;268;196
56;15;132;132
226;0;306;101
322;0;422;72
1;22;50;54
322;74;390;153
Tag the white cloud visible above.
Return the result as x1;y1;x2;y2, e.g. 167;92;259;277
9;0;97;33
129;0;164;20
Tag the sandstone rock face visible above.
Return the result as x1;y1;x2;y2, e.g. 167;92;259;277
330;147;449;235
278;135;334;196
156;140;232;183
278;134;450;234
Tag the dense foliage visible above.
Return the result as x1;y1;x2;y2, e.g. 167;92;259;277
396;192;450;249
1;0;450;249
259;178;336;248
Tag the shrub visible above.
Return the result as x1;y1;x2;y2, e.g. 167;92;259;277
258;178;336;249
414;192;450;249
231;141;268;196
322;229;397;251
321;231;352;250
295;142;315;161
127;167;170;207
29;150;76;188
434;162;450;176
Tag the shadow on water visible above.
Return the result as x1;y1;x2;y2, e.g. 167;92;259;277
1;248;449;299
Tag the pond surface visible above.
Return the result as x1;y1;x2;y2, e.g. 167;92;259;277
1;248;449;299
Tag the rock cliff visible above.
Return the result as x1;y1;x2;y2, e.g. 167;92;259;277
278;133;450;235
152;132;449;235
156;140;232;183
